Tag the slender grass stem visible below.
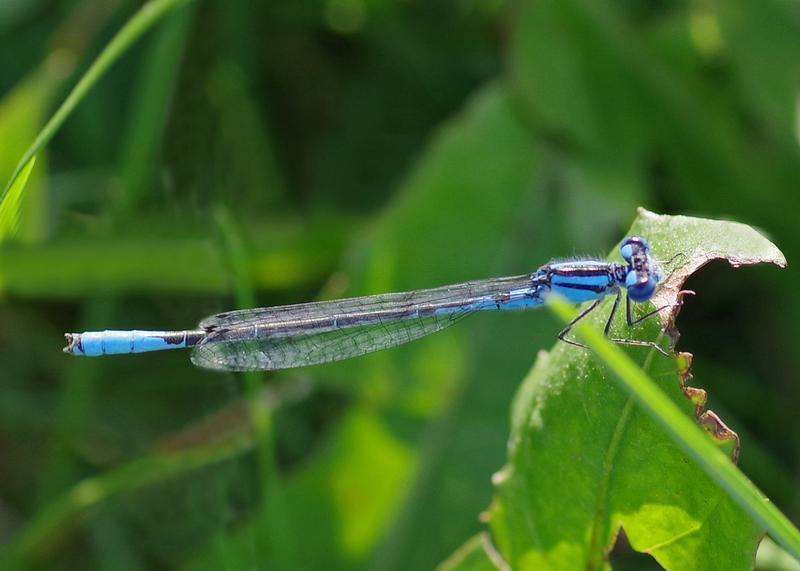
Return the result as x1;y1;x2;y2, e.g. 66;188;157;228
0;0;192;202
548;295;800;562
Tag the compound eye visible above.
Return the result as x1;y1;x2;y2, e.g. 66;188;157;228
625;272;657;302
620;236;649;262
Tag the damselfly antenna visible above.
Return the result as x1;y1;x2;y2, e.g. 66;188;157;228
657;251;687;269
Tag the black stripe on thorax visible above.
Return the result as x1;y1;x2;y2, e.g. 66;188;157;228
552;282;609;293
550;267;611;278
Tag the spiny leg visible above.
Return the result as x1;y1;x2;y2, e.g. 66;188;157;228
603;288;622;336
608;336;671;356
557;298;603;350
626;289;695;326
601;290;668;356
607;292;692;356
627;298;670;327
558;290;694;356
558;289;628;350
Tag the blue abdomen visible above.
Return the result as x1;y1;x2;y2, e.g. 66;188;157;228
74;330;190;356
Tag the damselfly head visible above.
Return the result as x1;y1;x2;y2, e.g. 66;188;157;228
619;236;649;262
620;236;660;302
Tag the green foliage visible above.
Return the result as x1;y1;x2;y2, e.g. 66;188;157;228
0;156;35;242
0;0;193;205
2;1;800;570
482;211;784;570
278;84;543;571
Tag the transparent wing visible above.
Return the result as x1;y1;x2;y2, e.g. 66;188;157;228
199;274;534;329
191;307;472;371
191;274;536;372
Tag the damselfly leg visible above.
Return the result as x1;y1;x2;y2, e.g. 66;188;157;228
557;289;691;356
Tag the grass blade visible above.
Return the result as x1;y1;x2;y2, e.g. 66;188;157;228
0;0;193;203
0;156;35;242
548;294;800;562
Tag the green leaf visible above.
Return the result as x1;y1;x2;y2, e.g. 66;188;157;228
715;2;800;140
0;156;35;242
509;0;649;160
0;67;55;243
483;209;786;570
0;0;193;204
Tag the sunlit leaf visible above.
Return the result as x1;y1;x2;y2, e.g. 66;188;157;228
0;66;55;243
0;156;36;242
481;210;785;570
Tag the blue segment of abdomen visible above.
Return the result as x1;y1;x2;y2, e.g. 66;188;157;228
466;288;543;312
78;330;187;356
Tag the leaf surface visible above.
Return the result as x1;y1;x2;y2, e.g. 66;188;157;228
482;209;785;570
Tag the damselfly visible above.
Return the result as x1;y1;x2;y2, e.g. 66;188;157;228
64;236;675;371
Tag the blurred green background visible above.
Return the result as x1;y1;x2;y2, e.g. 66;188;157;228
1;0;799;569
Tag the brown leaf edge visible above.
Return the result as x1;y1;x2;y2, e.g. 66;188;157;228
676;351;741;463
